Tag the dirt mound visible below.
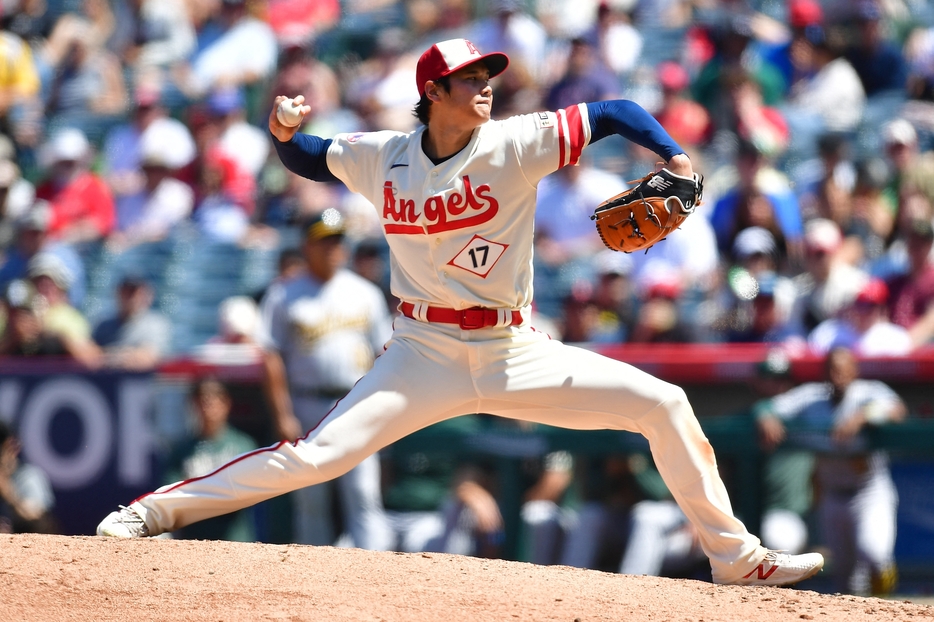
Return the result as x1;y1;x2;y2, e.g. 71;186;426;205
2;534;932;621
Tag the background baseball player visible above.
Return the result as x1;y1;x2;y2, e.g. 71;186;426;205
98;37;823;587
257;209;393;550
754;346;906;595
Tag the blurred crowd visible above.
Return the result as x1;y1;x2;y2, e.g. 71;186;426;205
0;0;934;357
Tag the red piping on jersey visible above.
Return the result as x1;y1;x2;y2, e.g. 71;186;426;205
132;384;359;505
565;105;584;166
557;109;567;168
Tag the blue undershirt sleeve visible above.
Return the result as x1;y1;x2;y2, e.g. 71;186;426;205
270;132;339;183
586;100;685;163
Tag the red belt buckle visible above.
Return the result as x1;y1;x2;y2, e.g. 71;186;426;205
459;307;486;330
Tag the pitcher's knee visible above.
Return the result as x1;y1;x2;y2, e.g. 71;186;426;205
643;385;693;427
638;385;709;449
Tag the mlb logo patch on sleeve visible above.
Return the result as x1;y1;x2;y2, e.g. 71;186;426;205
534;112;555;130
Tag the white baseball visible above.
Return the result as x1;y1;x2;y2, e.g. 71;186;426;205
276;98;303;127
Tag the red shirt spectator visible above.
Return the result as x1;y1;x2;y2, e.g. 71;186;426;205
654;61;711;148
887;219;934;345
35;128;115;242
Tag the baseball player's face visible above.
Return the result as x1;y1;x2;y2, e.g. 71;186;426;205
827;348;858;392
438;63;493;125
304;235;346;282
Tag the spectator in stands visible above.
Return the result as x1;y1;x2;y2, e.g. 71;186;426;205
843;1;908;97
590;250;635;344
534;157;627;267
880;118;934;211
108;0;196;82
544;37;620;112
192;146;255;245
692;15;785;115
101;84;196;201
195;295;263;365
626;191;721;298
382;415;503;557
339;28;420;133
789;219;869;335
850;158;895;262
0;201;86;308
725;271;802;346
807;278;913;357
757;0;824;97
784;26;865;134
35;127;115;244
27;252;99;366
652;61;711;150
751;349;814;556
628;263;693;343
176;0;278;99
798;133;856;227
582;1;642;78
722;227;798;338
208;86;269;178
876;191;934;279
709;140;803;264
92;273;172;371
265;0;339;49
0;420;55;534
0;149;37;249
162;378;257;541
42;16;128;140
0;279;83;359
0;25;42;147
469;0;548;84
905;23;934;101
108;124;196;250
558;282;601;344
214;295;261;346
755;346;906;596
715;69;789;158
887;218;934;348
268;43;350;137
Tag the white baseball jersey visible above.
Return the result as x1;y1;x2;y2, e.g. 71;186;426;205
257;268;392;392
326;105;592;310
124;102;779;585
767;379;902;491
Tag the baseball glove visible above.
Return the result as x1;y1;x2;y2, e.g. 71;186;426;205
591;169;703;253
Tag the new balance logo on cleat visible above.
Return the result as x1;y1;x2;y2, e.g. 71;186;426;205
743;564;779;581
716;550;825;587
646;175;673;191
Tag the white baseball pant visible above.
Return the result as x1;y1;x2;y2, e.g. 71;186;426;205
291;395;392;550
130;317;761;581
819;472;898;594
619;499;706;576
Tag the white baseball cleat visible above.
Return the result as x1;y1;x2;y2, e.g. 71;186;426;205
96;505;150;538
719;550;825;587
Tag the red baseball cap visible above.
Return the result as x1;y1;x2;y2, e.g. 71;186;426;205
855;278;888;306
415;38;509;96
789;0;823;28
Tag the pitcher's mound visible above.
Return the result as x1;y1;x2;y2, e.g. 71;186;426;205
1;534;930;621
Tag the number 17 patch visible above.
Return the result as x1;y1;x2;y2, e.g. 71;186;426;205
448;235;508;278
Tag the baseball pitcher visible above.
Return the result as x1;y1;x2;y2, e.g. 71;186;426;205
98;38;824;587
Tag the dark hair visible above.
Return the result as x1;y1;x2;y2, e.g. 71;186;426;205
190;377;230;401
412;76;450;125
0;420;11;445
